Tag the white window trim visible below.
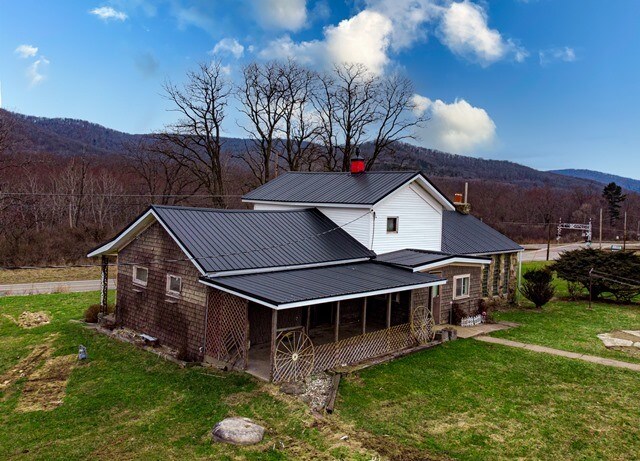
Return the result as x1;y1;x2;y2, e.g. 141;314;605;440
166;274;182;298
386;216;399;233
132;266;148;287
453;274;471;300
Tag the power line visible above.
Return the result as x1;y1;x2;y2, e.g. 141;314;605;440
0;192;244;198
0;209;374;272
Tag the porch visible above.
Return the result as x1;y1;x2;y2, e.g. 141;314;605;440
200;262;445;382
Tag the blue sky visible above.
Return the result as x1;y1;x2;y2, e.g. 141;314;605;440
1;1;639;178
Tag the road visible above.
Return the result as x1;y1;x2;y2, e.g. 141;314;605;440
521;242;640;262
0;279;116;296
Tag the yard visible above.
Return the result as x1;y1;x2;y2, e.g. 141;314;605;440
1;289;640;460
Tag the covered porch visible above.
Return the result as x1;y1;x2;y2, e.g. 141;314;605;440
200;262;445;382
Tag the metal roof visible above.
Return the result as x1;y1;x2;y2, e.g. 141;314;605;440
242;171;452;207
200;262;445;309
442;211;522;255
375;249;491;271
152;205;374;274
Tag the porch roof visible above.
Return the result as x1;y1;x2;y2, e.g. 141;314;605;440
375;249;491;272
199;262;445;310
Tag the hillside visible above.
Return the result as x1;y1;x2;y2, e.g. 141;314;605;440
551;168;640;193
3;109;598;189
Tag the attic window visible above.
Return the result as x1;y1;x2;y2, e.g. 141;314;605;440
166;274;182;297
386;217;398;233
133;266;148;287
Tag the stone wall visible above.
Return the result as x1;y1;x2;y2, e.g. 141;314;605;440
480;252;519;301
116;222;207;360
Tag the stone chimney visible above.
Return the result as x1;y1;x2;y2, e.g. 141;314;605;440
453;182;471;214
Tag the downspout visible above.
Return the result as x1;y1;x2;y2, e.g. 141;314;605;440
370;210;376;250
517;251;523;303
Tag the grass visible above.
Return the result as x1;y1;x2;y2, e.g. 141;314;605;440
338;340;640;460
2;290;640;460
499;261;640;363
0;266;107;285
0;291;374;460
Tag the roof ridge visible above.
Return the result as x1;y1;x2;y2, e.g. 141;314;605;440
152;204;316;214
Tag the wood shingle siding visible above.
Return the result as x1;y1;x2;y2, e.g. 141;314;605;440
116;222;207;360
434;265;482;324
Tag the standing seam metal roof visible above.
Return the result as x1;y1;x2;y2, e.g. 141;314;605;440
152;205;374;274
201;262;444;306
441;211;522;255
242;171;423;205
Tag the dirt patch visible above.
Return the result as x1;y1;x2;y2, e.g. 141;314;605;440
0;337;56;391
16;354;76;412
3;311;51;329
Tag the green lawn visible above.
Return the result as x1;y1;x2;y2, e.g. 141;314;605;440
0;292;373;461
2;291;640;460
338;340;640;460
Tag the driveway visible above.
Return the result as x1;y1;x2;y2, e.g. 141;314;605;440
0;279;116;296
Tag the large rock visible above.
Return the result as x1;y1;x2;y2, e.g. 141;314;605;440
211;417;265;445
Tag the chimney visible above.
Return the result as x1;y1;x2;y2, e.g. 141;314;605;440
350;147;365;175
453;182;471;214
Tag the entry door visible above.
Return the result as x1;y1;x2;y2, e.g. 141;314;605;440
429;273;442;324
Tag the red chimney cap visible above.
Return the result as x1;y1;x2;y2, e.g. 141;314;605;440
350;147;365;174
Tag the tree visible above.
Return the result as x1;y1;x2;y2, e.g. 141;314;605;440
156;61;230;208
602;182;626;226
520;269;555;308
237;61;288;184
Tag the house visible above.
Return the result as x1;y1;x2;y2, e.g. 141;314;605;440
88;162;522;382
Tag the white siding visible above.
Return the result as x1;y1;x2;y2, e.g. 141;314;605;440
371;182;442;254
250;203;372;249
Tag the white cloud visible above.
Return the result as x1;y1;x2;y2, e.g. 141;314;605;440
539;46;576;66
26;57;50;86
211;38;245;59
15;44;38;58
438;1;526;66
90;6;128;21
411;94;496;153
253;0;307;31
259;10;393;75
324;10;393;74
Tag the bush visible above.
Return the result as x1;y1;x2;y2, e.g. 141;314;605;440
84;303;114;323
520;269;555;308
552;249;640;302
566;281;584;300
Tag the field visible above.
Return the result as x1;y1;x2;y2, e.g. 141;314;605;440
0;266;105;285
1;289;640;460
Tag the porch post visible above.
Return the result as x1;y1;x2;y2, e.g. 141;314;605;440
305;306;311;334
269;309;278;381
100;255;109;317
361;297;367;335
334;301;340;342
386;294;392;328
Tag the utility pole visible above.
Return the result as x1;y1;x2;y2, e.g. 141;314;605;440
599;208;603;249
623;211;627;251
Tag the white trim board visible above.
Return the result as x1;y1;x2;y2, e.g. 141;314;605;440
412;257;491;272
198;278;447;311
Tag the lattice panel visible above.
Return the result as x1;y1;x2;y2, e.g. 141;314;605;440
205;289;248;369
309;323;416;375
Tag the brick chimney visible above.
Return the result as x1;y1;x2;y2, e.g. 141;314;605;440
350;147;365;175
453;182;471;214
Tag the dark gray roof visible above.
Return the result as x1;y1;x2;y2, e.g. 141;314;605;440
243;171;432;205
375;249;453;269
201;262;444;307
442;211;522;255
152;205;374;274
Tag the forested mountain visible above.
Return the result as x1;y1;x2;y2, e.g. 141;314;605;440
6;109;597;190
551;169;640;193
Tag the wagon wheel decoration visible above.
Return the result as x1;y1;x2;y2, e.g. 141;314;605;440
274;330;315;382
412;304;435;344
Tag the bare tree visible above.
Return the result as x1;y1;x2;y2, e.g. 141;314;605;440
237;61;288;184
124;137;200;206
277;60;322;171
156;61;230;208
368;74;424;170
55;157;90;229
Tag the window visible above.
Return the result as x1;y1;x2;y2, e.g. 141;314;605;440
492;255;501;296
386;217;398;233
503;254;510;294
132;266;148;287
453;274;471;299
481;264;489;297
166;274;182;297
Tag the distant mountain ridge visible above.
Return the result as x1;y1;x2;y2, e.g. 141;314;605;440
1;109;605;190
551;169;640;193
